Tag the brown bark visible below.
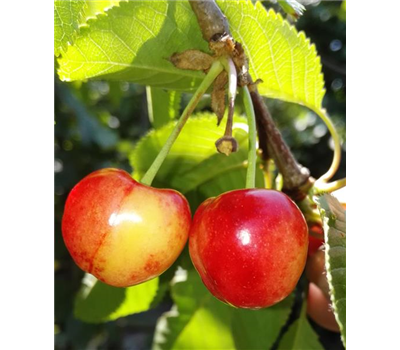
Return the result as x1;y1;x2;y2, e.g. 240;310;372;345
188;0;312;195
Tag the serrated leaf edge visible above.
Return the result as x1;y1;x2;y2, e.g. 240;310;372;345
316;194;346;347
54;0;89;56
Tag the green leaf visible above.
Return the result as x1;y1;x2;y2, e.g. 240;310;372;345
56;81;118;149
153;268;235;350
129;113;264;194
74;274;159;323
315;193;346;346
154;266;294;350
278;312;323;350
146;87;181;129
54;0;120;57
57;1;208;90
85;0;120;18
217;0;325;112
231;294;294;350
57;1;325;112
54;0;87;56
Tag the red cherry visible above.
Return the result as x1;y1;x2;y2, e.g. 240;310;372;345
307;282;340;332
308;235;324;256
308;223;324;256
189;189;308;309
62;168;191;287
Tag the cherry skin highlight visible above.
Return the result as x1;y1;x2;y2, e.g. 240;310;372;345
189;189;308;309
62;168;191;287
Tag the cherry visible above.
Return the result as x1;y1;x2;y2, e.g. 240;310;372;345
189;189;308;309
306;249;340;332
308;222;325;256
307;282;340;332
62;168;191;287
306;249;330;297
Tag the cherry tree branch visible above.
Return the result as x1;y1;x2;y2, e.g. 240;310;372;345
249;90;311;192
189;1;231;41
189;0;313;196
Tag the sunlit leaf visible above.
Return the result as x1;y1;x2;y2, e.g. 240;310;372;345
54;0;122;57
153;268;235;350
54;0;87;56
129;113;264;196
85;0;120;18
57;1;208;90
217;0;325;112
57;1;325;112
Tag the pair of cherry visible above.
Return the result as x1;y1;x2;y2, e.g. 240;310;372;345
62;168;308;309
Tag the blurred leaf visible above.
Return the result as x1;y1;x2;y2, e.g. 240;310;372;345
130;113;264;195
149;260;181;309
56;81;118;149
55;273;77;323
277;0;306;19
153;268;235;350
315;193;346;346
54;0;87;56
74;274;159;323
146;87;181;129
57;1;325;113
278;311;323;350
64;315;101;349
231;294;294;350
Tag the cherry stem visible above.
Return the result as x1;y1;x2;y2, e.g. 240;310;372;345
314;177;346;193
140;60;224;186
221;57;237;138
215;57;238;156
243;86;257;189
315;109;342;183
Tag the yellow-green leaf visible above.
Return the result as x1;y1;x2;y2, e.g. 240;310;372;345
217;0;325;111
57;1;325;112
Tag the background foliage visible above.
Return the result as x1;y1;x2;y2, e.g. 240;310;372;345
55;1;345;349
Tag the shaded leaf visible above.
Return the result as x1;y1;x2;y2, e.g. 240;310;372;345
74;274;158;323
146;87;182;129
231;294;294;350
315;193;346;346
278;312;323;350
